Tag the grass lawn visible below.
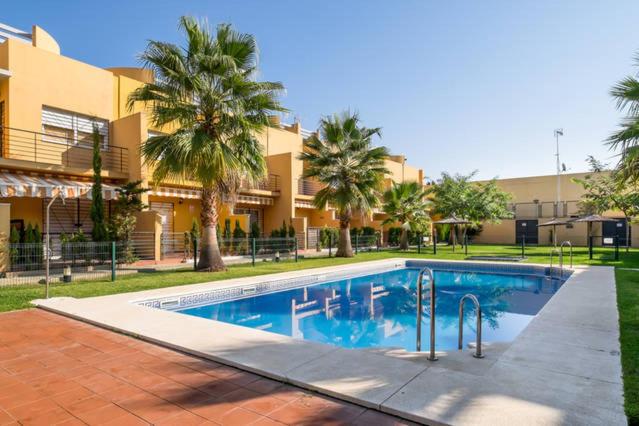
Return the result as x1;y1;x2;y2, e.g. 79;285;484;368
2;243;638;313
616;269;639;425
1;243;637;422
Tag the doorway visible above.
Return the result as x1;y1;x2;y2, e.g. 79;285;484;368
516;220;538;244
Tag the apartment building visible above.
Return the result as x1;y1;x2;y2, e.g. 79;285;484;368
474;172;639;247
0;23;423;258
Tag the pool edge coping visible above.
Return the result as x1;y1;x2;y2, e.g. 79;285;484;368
32;259;625;425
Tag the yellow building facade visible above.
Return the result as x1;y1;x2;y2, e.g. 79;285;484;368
0;23;424;258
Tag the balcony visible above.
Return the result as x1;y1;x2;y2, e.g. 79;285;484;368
0;126;128;175
246;173;281;193
508;201;581;219
297;177;323;196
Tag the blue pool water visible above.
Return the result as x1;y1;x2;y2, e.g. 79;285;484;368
175;267;564;351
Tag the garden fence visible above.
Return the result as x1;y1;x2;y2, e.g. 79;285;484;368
192;237;298;267
1;241;131;287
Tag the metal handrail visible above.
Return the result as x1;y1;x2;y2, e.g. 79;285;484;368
549;248;563;278
458;294;484;358
416;266;437;361
560;241;573;269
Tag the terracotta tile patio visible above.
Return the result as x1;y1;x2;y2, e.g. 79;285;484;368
0;309;415;425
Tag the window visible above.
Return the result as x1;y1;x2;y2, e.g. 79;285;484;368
41;107;109;148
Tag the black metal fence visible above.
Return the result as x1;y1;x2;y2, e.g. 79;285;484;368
1;241;133;286
192;237;298;267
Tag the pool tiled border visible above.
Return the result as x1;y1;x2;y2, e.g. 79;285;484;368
33;258;625;425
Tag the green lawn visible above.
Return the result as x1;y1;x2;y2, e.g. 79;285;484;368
2;244;637;313
1;243;638;422
616;269;639;425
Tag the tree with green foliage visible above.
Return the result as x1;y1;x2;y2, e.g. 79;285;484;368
299;112;389;257
110;180;149;263
607;54;639;184
128;17;286;271
90;126;108;242
382;181;431;250
428;171;513;244
574;164;639;251
190;218;200;241
232;220;247;254
249;221;260;239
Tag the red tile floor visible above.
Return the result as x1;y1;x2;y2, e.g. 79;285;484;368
0;310;415;425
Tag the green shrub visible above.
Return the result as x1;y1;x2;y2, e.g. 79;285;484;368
232;220;248;254
361;226;376;236
319;227;339;248
387;227;401;246
250;221;260;239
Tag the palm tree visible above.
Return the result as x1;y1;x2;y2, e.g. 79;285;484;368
382;181;431;250
608;53;639;183
128;17;286;271
299;112;389;257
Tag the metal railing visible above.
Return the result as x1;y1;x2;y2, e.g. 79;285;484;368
507;200;581;219
0;126;129;173
2;241;129;287
458;294;484;358
416;267;437;361
297;178;323;196
549;247;563;277
130;232;156;260
241;173;281;192
560;241;573;269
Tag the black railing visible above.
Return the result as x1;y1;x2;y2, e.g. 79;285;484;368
240;173;281;192
0;126;129;173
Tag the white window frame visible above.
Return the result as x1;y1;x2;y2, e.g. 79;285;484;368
41;106;109;150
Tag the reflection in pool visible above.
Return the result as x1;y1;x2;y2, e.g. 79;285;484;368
176;268;564;351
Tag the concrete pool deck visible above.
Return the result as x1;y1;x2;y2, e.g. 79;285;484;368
34;259;626;425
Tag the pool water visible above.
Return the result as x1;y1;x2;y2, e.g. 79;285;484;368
176;267;564;352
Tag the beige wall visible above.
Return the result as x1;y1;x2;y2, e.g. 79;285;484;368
384;156;423;186
473;220;516;245
488;172;595;204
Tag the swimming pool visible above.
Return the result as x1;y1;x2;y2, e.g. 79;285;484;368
172;263;566;352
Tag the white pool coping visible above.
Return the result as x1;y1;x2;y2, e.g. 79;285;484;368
34;258;626;425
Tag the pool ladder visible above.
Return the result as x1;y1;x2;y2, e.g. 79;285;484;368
550;241;572;278
560;241;573;269
416;267;485;360
458;294;484;358
416;267;437;361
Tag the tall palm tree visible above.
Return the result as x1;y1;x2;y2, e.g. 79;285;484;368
382;181;431;250
128;17;286;271
299;112;389;257
608;53;639;183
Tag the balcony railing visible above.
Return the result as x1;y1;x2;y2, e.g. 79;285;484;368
298;177;323;196
240;173;281;192
0;126;129;174
508;201;582;219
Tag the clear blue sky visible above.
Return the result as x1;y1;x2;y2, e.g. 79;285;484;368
4;1;639;180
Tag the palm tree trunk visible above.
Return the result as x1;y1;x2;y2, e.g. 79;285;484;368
399;228;409;251
336;212;353;257
198;188;225;271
